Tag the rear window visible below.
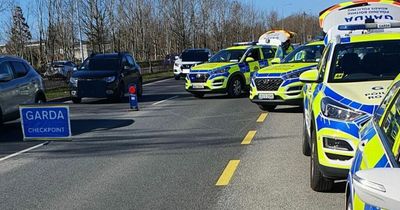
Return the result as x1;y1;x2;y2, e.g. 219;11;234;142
80;58;121;71
181;50;209;62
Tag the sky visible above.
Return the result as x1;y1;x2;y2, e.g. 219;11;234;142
251;0;342;16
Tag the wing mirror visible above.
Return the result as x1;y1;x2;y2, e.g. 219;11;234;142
0;73;12;82
353;168;400;210
271;58;281;65
299;69;319;83
245;57;255;62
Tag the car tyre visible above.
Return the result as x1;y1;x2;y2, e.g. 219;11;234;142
302;115;311;156
174;75;180;80
35;93;47;104
193;93;204;98
137;79;143;97
228;76;243;98
258;105;276;112
310;125;333;192
72;98;82;104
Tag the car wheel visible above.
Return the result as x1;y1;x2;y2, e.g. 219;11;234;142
193;93;204;98
72;98;82;104
228;77;243;98
137;79;143;97
302;115;311;156
258;105;276;112
174;75;180;80
346;193;352;210
0;108;3;125
310;125;333;192
35;93;47;104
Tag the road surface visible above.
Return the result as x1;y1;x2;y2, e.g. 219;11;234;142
0;78;344;209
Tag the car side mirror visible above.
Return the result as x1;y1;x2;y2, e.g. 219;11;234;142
353;168;400;210
245;57;255;62
271;58;281;65
0;73;12;82
299;69;319;83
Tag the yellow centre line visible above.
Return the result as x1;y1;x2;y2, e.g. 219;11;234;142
256;112;269;123
241;130;257;145
216;160;240;186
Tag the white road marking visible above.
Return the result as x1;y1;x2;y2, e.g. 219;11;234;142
0;142;48;162
143;78;173;86
152;96;179;106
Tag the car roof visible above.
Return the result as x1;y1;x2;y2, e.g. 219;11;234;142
345;32;400;43
91;53;124;59
306;41;324;46
0;55;26;62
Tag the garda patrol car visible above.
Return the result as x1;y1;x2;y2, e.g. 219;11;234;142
300;1;400;192
250;41;325;111
346;74;400;210
185;43;276;98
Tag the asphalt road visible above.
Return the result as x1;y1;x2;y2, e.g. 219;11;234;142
0;78;344;209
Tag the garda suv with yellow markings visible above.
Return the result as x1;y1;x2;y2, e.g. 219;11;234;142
301;1;400;192
185;43;276;98
346;74;400;210
250;41;325;111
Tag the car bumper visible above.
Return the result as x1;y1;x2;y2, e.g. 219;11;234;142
251;97;302;106
70;80;118;98
314;116;361;179
185;74;228;94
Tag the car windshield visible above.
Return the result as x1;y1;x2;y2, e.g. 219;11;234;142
209;49;247;63
329;40;400;83
283;45;325;63
80;58;120;71
181;50;209;62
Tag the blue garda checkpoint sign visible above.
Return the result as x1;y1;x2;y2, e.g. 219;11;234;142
19;105;71;140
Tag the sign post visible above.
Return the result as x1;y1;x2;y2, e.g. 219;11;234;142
129;84;139;111
19;105;71;140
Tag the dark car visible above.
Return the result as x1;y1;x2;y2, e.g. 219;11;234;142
69;52;142;103
0;56;46;124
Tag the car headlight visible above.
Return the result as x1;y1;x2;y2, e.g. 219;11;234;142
104;76;116;83
70;77;78;85
321;98;363;121
212;67;230;74
174;63;180;67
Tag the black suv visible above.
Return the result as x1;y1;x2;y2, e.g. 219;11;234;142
69;53;142;103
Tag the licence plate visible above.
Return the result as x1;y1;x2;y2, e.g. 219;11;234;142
182;69;190;74
259;93;274;100
192;83;204;89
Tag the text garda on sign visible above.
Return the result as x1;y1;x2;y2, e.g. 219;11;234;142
19;105;71;140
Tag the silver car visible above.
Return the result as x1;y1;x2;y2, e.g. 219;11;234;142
0;56;46;124
44;61;77;79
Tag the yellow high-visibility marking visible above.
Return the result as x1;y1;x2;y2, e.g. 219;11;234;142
216;160;240;186
256;113;268;123
241;130;257;145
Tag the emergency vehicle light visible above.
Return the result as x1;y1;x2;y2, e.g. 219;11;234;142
233;42;258;46
338;22;400;31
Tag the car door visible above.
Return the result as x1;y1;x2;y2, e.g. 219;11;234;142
10;61;36;105
126;55;140;85
304;44;332;133
244;48;261;85
359;89;400;170
0;61;19;117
